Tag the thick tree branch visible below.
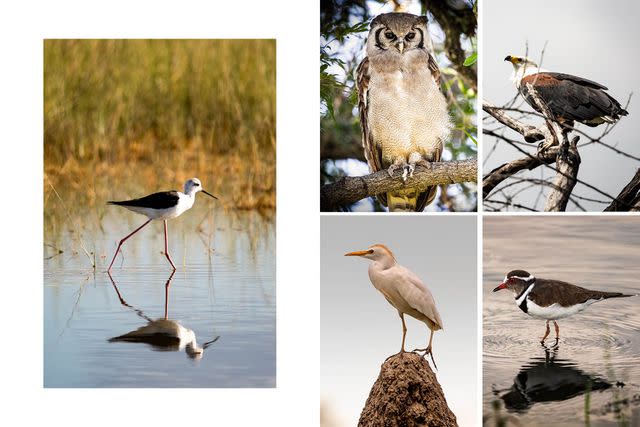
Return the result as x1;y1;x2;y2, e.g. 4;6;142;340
523;83;581;211
544;135;581;211
321;159;476;211
604;168;640;211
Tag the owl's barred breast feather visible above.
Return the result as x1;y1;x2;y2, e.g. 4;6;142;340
367;51;449;164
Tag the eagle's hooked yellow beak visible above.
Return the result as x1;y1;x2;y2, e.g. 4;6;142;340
504;55;519;64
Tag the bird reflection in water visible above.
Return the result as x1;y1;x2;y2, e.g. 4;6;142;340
499;341;611;412
107;271;220;359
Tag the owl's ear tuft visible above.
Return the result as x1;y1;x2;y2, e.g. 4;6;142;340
416;15;428;26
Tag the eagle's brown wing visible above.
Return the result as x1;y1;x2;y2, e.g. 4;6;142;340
356;56;387;206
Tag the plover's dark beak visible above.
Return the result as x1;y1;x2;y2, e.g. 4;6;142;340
493;282;508;292
202;190;218;200
504;55;512;62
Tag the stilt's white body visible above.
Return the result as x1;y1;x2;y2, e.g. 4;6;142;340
120;192;196;220
107;178;217;271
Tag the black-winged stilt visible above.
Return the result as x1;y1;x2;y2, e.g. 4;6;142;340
108;271;221;358
107;178;217;271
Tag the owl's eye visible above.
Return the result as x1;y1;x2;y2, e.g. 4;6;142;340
384;31;396;40
405;32;416;41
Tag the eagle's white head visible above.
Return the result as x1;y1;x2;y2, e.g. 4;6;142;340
504;55;545;85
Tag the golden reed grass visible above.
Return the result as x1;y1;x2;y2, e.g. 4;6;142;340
44;39;275;232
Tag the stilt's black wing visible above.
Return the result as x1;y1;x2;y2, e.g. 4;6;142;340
108;191;180;209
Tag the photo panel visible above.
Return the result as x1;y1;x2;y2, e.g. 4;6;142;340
483;215;640;425
321;215;477;426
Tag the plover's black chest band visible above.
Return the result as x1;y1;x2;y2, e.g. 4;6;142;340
518;297;528;313
514;281;535;315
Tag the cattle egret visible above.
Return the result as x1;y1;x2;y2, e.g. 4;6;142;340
346;243;443;368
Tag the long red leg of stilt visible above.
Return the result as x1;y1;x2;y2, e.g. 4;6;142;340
164;220;176;270
108;219;152;272
164;270;175;319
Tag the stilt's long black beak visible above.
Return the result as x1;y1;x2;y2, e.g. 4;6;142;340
202;336;221;349
202;190;218;200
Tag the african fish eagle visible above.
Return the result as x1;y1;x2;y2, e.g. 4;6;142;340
505;55;628;127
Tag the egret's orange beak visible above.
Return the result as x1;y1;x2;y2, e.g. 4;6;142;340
345;249;373;257
493;282;508;292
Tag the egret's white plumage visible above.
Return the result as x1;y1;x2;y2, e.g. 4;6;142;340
346;243;443;367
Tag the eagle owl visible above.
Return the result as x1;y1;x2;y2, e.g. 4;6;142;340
356;13;450;211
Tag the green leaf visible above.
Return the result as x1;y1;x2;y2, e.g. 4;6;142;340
462;129;477;145
463;52;477;67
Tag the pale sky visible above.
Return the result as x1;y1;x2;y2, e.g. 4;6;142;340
483;0;640;211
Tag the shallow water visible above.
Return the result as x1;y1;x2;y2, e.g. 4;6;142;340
483;217;640;426
44;207;275;388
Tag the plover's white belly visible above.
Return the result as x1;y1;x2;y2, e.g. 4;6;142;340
525;299;599;320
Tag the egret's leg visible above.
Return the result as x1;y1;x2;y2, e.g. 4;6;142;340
108;219;152;272
553;321;560;341
413;329;437;369
164;220;176;270
426;329;438;370
400;312;408;353
540;320;551;343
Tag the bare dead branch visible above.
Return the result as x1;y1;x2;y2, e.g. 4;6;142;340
482;144;560;198
320;159;477;211
604;168;640;211
522;83;582;211
544;135;581;211
482;100;545;142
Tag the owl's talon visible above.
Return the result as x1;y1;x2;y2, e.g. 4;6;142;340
401;166;410;182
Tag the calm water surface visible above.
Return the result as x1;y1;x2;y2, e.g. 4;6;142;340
44;207;275;387
484;217;640;426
